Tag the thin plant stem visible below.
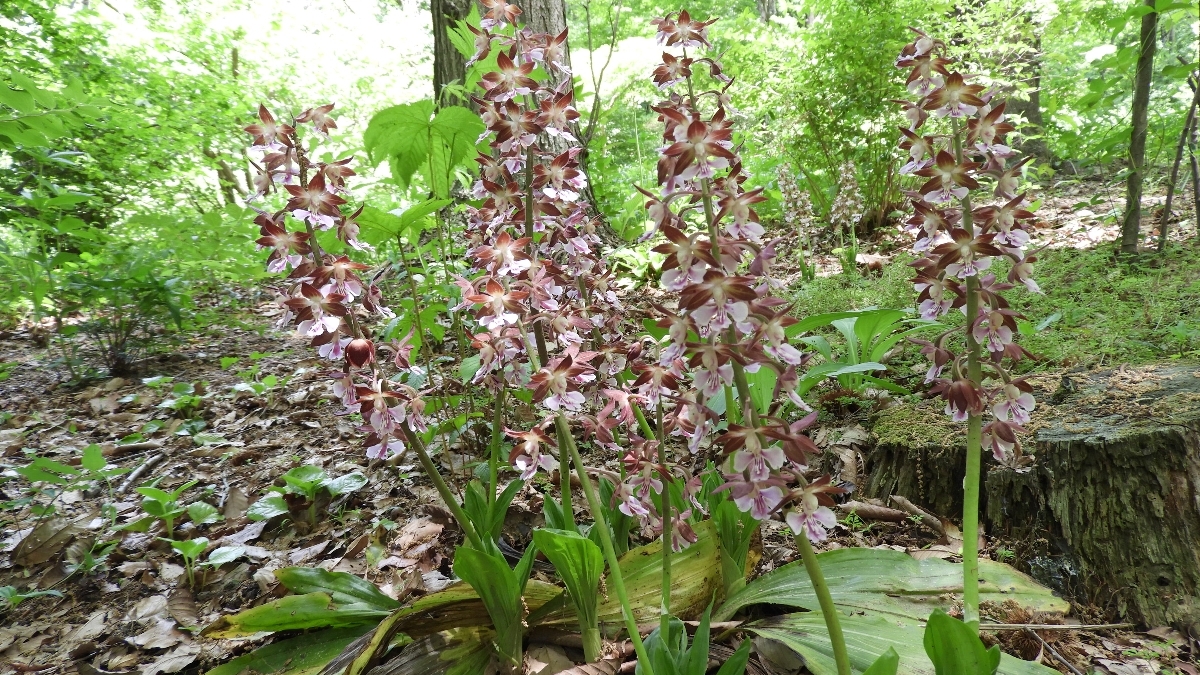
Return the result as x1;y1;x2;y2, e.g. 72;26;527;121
656;402;671;635
488;386;507;506
402;424;485;551
952;117;983;629
796;533;851;675
557;414;655;675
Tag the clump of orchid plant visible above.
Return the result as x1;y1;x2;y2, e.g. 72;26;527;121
630;12;862;675
894;28;1038;631
460;0;664;667
775;164;816;281
242;103;496;630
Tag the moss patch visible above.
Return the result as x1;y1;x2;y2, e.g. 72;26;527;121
871;400;964;450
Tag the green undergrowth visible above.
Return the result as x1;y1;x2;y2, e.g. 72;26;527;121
785;241;1200;372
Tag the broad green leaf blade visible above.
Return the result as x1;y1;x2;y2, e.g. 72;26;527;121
81;444;107;472
538;520;724;629
188;502;223;525
283;466;326;491
361;627;493;675
362;100;435;188
200;593;390;638
453;546;524;665
863;647;901;675
924;609;1000;675
247;495;291;521
274;568;401;611
533;528;604;629
748;612;1055;675
322;472;367;497
204;627;371;675
784;310;867;338
716;548;1068;622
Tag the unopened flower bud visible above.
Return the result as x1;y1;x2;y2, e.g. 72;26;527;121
346;338;375;368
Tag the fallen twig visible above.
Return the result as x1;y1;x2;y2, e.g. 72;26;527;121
1023;627;1086;675
837;500;907;522
979;622;1134;631
117;452;166;494
889;495;943;534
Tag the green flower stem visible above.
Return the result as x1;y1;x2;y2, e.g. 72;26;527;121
554;418;576;531
488;386;507;506
962;277;983;627
952;117;983;630
656;403;671;636
555;414;655;675
796;533;851;675
402;424;485;551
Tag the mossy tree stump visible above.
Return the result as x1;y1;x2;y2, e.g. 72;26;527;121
864;363;1200;628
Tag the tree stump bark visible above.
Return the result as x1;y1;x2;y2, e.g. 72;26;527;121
864;363;1200;629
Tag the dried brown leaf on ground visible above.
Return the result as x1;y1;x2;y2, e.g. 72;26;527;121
13;514;89;566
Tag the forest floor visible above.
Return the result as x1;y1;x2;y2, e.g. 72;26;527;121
1;177;1198;675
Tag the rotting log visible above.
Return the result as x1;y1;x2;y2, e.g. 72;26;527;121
864;363;1200;629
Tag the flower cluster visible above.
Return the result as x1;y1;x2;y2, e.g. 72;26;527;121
828;161;864;238
633;13;844;543
244;105;426;461
461;8;656;512
895;30;1038;462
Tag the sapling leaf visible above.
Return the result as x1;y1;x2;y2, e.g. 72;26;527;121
188;502;224;525
169;536;210;562
321;472;367;497
247;495;291;521
203;546;246;568
81;444;107;472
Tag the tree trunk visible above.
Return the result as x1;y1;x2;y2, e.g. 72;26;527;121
1157;83;1199;251
1120;0;1158;254
865;363;1200;629
432;0;471;107
519;0;570;63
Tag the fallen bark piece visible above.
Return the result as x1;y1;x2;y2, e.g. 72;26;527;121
837;501;907;522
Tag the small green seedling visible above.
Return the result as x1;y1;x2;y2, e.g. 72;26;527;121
201;545;246;570
0;585;63;610
247;466;367;524
124;480;198;537
187;501;223;526
158;381;203;417
164;536;209;588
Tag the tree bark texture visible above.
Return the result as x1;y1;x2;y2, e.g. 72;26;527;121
865;363;1200;629
1120;0;1158;254
518;0;570;65
1156;82;1199;251
432;0;471;106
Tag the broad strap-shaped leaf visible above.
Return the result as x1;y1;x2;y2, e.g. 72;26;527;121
274;568;401;611
533;528;604;657
748;612;1055;675
201;593;390;638
862;647;900;675
204;627;371;675
716;548;1068;622
452;544;536;668
539;520;724;629
924;609;1001;675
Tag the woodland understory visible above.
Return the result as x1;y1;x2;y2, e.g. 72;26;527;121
2;1;1200;675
